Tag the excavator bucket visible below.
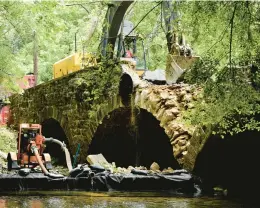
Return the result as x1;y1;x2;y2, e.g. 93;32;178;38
166;54;200;84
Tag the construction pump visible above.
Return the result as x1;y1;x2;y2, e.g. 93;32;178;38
7;123;72;177
7;124;52;172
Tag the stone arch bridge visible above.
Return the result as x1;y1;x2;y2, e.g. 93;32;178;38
10;66;208;171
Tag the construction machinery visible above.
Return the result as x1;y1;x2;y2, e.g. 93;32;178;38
7;123;52;171
52;20;146;79
116;20;147;77
100;1;199;83
53;52;97;79
52;1;198;83
7;123;72;177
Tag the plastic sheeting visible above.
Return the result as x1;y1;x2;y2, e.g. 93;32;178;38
93;169;196;193
0;169;198;194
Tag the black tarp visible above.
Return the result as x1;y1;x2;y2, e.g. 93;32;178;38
0;170;199;194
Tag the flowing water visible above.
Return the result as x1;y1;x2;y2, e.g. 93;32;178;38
0;191;257;208
129;94;140;167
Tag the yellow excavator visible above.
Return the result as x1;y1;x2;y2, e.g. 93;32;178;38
53;52;97;79
53;19;147;79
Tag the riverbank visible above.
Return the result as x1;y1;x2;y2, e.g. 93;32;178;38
0;126;17;171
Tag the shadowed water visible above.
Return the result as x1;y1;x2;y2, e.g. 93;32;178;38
0;191;258;208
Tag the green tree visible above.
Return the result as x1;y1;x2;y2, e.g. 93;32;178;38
179;1;260;136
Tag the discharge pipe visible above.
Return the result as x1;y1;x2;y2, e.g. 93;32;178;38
31;146;49;175
31;146;63;178
44;137;73;172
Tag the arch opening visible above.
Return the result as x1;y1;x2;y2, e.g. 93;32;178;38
194;131;260;197
41;118;70;165
88;107;180;169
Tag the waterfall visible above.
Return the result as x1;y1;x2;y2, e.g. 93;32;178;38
129;94;140;167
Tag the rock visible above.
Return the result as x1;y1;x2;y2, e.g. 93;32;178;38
155;108;165;121
178;140;186;146
177;134;190;141
180;146;187;151
170;131;179;142
148;93;161;112
165;128;173;138
140;89;150;108
162;167;174;174
165;99;178;107
187;103;195;109
173;147;182;158
170;107;180;115
161;109;176;124
135;166;147;170
127;166;134;171
182;151;188;155
86;153;109;166
183;94;193;102
178;89;186;98
150;162;160;171
160;91;169;99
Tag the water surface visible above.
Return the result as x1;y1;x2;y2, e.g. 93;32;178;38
0;191;257;208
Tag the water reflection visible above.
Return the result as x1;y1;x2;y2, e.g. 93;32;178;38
0;191;253;208
30;200;43;208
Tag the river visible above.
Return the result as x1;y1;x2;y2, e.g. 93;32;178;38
0;191;258;208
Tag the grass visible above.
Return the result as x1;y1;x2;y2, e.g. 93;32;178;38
0;125;17;170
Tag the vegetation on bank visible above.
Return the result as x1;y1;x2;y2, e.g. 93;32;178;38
0;126;17;168
0;1;260;136
180;2;260;136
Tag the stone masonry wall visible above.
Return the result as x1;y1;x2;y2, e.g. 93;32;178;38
135;82;207;170
10;68;122;162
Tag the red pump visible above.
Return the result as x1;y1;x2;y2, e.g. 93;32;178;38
7;123;52;171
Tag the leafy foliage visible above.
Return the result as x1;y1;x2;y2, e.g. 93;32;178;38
0;0;105;90
180;1;260;136
74;60;121;119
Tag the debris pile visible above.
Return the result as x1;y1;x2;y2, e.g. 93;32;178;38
85;154;176;175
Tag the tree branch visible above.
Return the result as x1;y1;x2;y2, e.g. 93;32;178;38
202;24;229;56
66;4;89;13
125;1;162;37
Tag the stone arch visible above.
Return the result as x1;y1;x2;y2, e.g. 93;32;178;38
41;118;70;165
133;85;199;170
87;107;180;169
73;94;123;161
194;130;260;197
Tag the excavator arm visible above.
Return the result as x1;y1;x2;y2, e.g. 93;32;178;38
162;0;200;84
100;0;176;59
100;0;199;84
100;1;133;58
